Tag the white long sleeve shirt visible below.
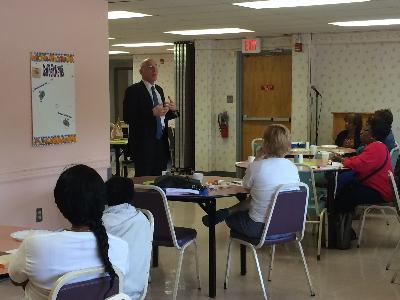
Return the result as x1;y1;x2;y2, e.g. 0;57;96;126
8;231;129;300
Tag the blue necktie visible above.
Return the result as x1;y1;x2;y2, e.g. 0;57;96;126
151;86;163;140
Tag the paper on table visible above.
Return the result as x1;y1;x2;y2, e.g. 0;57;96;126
165;188;200;195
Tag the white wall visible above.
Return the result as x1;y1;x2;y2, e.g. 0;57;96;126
310;31;400;145
195;37;292;172
131;54;175;101
0;0;109;229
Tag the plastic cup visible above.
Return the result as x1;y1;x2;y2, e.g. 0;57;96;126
192;172;204;183
248;156;255;163
310;145;317;155
321;152;330;165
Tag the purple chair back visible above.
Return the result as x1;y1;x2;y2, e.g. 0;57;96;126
132;185;176;247
260;183;309;244
56;276;118;300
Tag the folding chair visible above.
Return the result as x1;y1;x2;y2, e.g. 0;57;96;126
390;145;399;169
49;266;124;300
296;163;328;260
223;183;315;299
357;169;397;248
132;184;201;300
383;171;400;283
251;138;263;156
136;209;154;300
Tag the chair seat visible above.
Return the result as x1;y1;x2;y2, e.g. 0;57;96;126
230;230;296;246
154;227;197;247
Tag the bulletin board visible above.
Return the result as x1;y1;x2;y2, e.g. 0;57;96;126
31;52;76;146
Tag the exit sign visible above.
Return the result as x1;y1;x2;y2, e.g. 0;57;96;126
242;38;261;53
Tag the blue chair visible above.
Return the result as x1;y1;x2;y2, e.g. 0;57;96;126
390;145;399;169
223;183;315;299
296;163;328;260
49;266;124;300
132;184;201;300
251;138;263;156
385;171;400;283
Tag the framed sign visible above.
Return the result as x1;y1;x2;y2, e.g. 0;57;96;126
31;52;76;146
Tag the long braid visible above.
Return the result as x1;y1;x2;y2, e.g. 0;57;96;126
87;219;117;293
54;164;118;297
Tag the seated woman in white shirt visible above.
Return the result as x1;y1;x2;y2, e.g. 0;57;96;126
202;124;300;239
103;177;152;300
8;164;129;300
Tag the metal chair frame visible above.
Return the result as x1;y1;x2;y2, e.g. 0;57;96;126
223;183;315;300
49;266;124;300
296;163;328;260
251;138;263;156
383;171;400;283
133;185;201;300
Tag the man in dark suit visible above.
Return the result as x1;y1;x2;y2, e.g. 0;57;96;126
123;58;178;176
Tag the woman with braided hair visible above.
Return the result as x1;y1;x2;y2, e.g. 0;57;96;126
9;164;128;300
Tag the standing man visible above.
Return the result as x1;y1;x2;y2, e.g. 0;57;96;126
123;58;178;176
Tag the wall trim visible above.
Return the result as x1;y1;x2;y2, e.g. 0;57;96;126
0;158;110;184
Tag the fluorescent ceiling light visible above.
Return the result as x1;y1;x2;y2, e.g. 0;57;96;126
108;37;115;40
165;28;254;35
233;0;370;9
166;48;175;51
330;18;400;27
109;51;129;55
108;11;151;19
113;42;174;48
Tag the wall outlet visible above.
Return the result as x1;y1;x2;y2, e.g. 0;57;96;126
36;208;43;222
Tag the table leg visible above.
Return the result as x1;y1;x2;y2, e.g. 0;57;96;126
208;199;216;298
114;146;121;176
152;245;159;267
240;244;247;275
326;171;337;248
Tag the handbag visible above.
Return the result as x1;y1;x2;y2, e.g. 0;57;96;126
154;175;203;190
334;149;389;250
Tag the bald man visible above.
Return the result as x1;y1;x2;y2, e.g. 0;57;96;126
123;58;178;176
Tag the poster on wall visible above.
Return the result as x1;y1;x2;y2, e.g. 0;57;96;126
31;51;76;146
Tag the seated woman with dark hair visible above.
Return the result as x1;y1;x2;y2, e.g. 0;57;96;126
203;124;299;239
335;113;362;149
8;165;129;300
374;108;397;151
334;117;394;214
103;177;152;300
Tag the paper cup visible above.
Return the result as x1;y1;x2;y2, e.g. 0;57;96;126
310;145;317;155
321;152;330;165
294;154;304;164
248;156;256;163
192;172;204;183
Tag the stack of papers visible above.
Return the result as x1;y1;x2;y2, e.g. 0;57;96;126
165;188;200;195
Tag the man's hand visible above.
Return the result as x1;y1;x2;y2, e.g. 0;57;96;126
152;104;169;117
165;96;177;111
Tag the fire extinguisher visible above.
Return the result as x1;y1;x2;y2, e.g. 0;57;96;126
218;111;229;138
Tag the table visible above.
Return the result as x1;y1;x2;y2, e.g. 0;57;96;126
110;139;129;176
0;226;23;275
132;176;248;298
288;146;355;157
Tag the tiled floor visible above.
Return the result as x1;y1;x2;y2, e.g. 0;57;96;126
2;197;400;299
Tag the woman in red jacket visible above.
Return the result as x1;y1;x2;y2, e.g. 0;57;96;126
334;116;393;213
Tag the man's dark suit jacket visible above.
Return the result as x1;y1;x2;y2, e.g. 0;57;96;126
123;81;177;176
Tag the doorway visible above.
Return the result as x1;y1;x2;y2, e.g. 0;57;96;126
240;51;292;160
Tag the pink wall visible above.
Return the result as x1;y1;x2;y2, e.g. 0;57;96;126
0;0;110;229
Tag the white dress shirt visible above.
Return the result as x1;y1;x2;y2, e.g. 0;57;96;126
142;80;165;128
